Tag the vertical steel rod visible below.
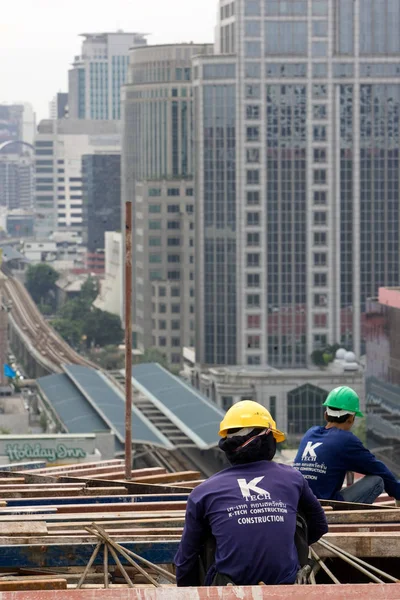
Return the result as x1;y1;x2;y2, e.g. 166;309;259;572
124;200;133;480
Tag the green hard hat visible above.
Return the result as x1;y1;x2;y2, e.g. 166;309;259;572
323;386;364;418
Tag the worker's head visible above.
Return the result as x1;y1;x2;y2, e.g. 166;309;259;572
323;386;364;430
218;400;285;465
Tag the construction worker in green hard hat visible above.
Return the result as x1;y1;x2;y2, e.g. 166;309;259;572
293;386;400;504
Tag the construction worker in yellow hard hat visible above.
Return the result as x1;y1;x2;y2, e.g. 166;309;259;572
175;400;327;587
294;386;400;505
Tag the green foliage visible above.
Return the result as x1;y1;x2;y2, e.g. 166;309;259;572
39;412;48;433
89;345;125;370
38;302;53;316
80;276;98;303
0;427;11;434
52;298;123;349
25;264;59;305
311;349;326;367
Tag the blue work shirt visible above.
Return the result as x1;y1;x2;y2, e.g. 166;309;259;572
174;460;327;586
294;426;400;501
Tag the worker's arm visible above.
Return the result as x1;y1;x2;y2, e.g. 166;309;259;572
174;494;207;587
346;435;400;500
298;477;328;544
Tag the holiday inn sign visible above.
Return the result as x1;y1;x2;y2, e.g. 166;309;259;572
5;442;86;463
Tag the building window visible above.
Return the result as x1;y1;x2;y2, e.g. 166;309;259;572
245;0;260;16
245;20;261;37
167;221;180;229
159;320;166;330
312;0;328;16
246;105;260;119
246;148;260;163
314;211;327;226
245;62;261;78
314;252;327;266
314;272;327;287
247;252;260;267
171;287;180;296
247;190;260;205
246;126;260;142
172;337;181;347
186;188;194;196
313;20;328;36
247;273;260;287
247;293;260;307
247;232;260;246
247;211;260;226
168;254;180;263
313;169;327;184
150;270;162;280
168;270;181;280
313;104;327;120
287;384;328;435
186;204;194;214
159;337;167;346
313;232;327;246
171;304;180;313
313;125;327;141
167;188;180;196
313;84;327;99
171;320;180;330
149;204;161;213
314;314;328;328
314;334;327;347
221;396;233;410
269;396;276;420
314;293;328;307
246;170;260;184
314;190;327;205
247;314;261;329
247;355;261;365
159;303;167;313
168;237;180;246
149;237;161;247
159;287;166;297
246;41;261;57
171;354;181;364
312;42;327;57
149;254;162;263
167;204;180;213
313;148;327;163
247;334;260;349
265;21;308;55
245;83;261;98
149;220;161;230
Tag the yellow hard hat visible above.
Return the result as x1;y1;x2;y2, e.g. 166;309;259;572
219;400;285;443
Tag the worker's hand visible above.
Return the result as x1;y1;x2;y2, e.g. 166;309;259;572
295;564;312;585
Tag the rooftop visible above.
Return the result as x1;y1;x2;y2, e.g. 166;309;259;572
378;286;400;309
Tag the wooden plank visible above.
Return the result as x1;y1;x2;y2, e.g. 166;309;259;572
0;522;48;536
0;478;26;484
1;487;128;500
0;534;182;544
0;510;186;523
47;518;185;531
0;578;67;591
33;460;124;474
0;585;396;599
326;508;400;524
42;501;187;514
0;540;179;568
0;489;84;499
315;531;400;558
130;471;201;484
320;498;395;511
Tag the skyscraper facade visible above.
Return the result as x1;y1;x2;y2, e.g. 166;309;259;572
68;32;147;120
194;0;400;368
122;43;212;364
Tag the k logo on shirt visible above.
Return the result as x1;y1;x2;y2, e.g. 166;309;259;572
301;441;322;461
237;476;271;500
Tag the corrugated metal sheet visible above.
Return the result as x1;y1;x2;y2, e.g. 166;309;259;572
131;363;225;449
64;365;174;449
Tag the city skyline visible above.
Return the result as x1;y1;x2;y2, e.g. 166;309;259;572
1;0;216;121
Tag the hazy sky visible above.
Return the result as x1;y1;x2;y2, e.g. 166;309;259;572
1;0;216;122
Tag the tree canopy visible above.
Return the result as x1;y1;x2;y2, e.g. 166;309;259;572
25;264;59;306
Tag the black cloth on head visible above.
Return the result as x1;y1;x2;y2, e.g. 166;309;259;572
218;428;277;465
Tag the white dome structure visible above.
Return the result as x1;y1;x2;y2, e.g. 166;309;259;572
335;348;346;360
343;351;358;371
344;351;356;363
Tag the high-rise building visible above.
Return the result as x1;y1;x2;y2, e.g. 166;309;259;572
194;0;400;368
49;93;69;120
0;153;33;210
82;154;121;252
34;119;121;239
122;43;212;365
68;32;147;120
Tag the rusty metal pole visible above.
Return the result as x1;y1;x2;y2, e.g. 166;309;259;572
124;201;133;480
